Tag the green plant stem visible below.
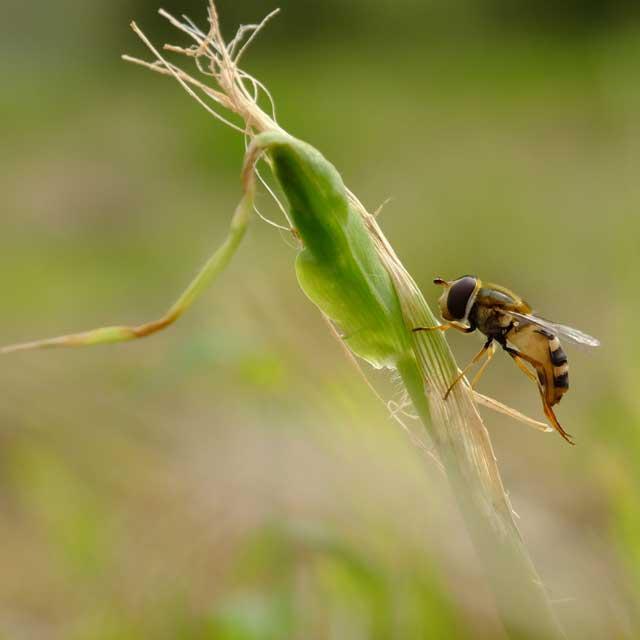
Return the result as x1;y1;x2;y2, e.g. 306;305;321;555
1;192;253;353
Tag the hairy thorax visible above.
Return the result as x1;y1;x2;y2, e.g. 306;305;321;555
469;304;513;342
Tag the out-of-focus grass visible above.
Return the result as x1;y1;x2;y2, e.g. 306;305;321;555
1;2;640;638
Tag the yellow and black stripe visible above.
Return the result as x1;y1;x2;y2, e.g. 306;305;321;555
533;328;569;404
548;335;569;407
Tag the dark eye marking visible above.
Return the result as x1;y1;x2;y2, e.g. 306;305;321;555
447;276;477;320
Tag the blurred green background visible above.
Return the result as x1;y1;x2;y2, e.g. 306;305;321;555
1;1;640;638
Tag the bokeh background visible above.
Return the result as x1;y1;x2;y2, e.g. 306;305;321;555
2;1;640;638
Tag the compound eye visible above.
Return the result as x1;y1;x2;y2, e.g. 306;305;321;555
447;276;477;320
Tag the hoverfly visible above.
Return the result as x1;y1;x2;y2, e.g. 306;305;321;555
413;276;600;444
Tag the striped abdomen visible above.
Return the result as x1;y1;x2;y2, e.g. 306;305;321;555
547;334;569;405
507;324;569;407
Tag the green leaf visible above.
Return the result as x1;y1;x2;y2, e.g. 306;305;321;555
248;132;411;370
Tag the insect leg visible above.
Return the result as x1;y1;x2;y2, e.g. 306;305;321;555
540;403;575;445
444;339;493;400
503;346;540;383
2;193;253;354
503;346;575;445
413;324;451;333
470;341;497;389
412;323;474;334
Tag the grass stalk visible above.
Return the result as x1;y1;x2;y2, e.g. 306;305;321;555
127;4;566;636
4;2;567;636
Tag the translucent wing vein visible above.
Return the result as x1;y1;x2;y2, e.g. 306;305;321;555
508;311;600;347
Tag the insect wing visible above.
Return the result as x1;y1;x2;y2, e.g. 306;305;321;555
508;311;600;347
